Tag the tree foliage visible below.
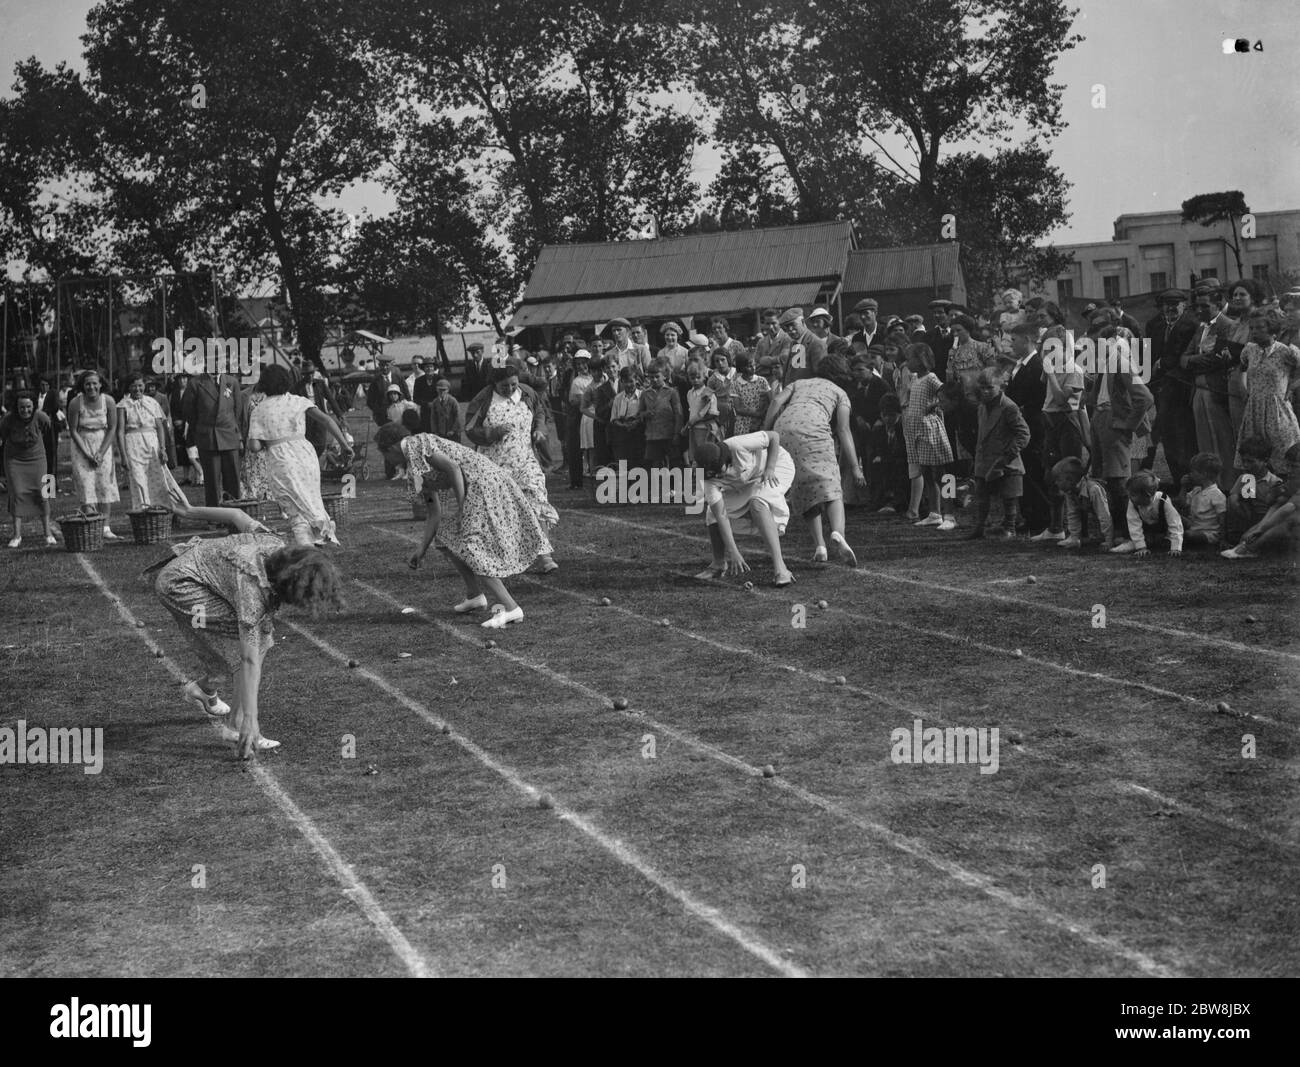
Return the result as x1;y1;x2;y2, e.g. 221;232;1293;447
1181;191;1250;280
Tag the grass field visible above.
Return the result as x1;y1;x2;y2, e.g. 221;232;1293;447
2;411;1298;977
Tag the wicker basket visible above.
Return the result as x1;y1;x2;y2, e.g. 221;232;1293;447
322;492;349;525
57;512;105;553
128;506;173;545
223;497;265;521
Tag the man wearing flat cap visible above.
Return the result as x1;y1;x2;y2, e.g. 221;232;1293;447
777;307;826;384
367;353;410;428
1001;321;1049;532
928;299;955;380
460;341;488;402
1143;288;1198;485
606;317;650;380
848;297;880;349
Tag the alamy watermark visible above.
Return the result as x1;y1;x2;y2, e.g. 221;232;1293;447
151;329;262;377
0;720;104;774
594;460;705;516
890;718;999;775
50;999;150;1047
1042;331;1153;383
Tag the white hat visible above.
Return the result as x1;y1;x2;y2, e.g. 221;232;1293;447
808;307;832;322
688;332;710;348
572;349;592;361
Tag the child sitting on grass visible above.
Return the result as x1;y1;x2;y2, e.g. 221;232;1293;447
1223;442;1300;559
1178;451;1227;548
1226;435;1281;545
1111;470;1183;557
867;393;909;513
1051;456;1114;549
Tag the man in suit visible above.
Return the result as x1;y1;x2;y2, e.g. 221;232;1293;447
1088;312;1155;527
180;368;248;506
847;298;880;349
1143;288;1198;487
366;355;410;427
753;308;792;371
777;307;827;383
1001;322;1049;533
1181;281;1242;492
928;299;955;381
460;342;488;402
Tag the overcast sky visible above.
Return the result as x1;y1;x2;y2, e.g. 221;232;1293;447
1;0;1297;246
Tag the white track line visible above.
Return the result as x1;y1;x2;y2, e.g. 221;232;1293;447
351;550;1179;978
377;525;1300;858
547;519;1292;732
78;556;434;979
572;509;1300;666
279;609;807;978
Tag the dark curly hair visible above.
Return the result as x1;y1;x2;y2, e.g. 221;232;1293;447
264;546;344;615
814;351;854;389
256;364;296;396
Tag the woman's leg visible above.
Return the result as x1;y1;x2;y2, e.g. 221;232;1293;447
749;499;789;577
169;611;232;694
706;522;726;567
439;547;482;598
11;517;23;543
908;463;924;518
477;575;518;612
824;498;846;539
806;510;827;556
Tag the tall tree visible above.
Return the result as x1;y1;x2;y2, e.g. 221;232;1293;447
1;0;404;370
1181;191;1250;281
374;0;702;306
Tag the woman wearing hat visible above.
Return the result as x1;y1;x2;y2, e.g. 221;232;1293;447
565;349;594;488
693;430;796;587
403;433;548;627
475;364;560;572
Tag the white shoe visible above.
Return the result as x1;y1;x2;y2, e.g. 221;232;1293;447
1110;540;1137;554
811;547;829;564
218;724;280;750
6;537;20;549
1030;529;1065;542
694;566;724;581
915;513;943;527
184;680;231;717
45;534;57;546
877;506;896;514
830;530;858;567
1221;544;1259;559
454;594;488;613
1058;537;1081;549
102;526;120;540
481;604;524;628
937;517;957;532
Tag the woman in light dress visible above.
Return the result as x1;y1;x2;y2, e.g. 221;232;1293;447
479;364;559;572
245;365;353;546
693;430;796;587
116;373;170;509
66;370;121;539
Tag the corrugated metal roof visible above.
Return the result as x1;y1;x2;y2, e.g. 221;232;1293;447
508;281;825;330
521;221;855;301
842;243;962;293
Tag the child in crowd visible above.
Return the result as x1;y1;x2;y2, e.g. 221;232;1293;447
1111;470;1183;557
1223;442;1300;559
683;358;720;465
901;343;955;528
730;353;771;435
1226;435;1281;545
423;378;463;441
637;360;683;471
1051;456;1114;549
867;394;909;513
608;367;642;466
965;367;1030;539
1178;451;1227;547
707;351;736;437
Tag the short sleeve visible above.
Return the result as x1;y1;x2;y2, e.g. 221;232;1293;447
703;479;725;507
727;431;771;454
248;401;269;438
289;393;314;415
